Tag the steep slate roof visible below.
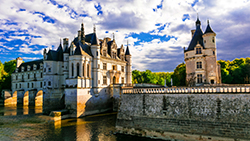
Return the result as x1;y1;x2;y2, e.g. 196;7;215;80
204;20;215;34
185;18;204;52
47;50;58;61
64;45;70;53
16;59;43;72
72;37;93;56
125;45;130;55
91;33;99;45
57;43;64;61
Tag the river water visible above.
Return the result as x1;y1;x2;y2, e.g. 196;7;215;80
0;106;164;141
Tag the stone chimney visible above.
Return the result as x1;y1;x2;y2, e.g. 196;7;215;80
16;57;23;68
63;38;69;49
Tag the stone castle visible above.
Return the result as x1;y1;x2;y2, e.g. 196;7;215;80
11;23;132;117
184;17;221;86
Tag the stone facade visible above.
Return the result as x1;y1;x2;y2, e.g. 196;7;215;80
11;23;132;117
184;18;221;86
116;86;250;140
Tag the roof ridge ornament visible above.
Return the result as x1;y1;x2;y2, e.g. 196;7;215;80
93;24;96;33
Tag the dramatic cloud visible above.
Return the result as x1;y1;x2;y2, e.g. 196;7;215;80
0;0;250;72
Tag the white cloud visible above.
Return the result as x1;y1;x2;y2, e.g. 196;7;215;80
0;0;250;71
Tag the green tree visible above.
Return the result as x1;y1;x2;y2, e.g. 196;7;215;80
171;63;186;86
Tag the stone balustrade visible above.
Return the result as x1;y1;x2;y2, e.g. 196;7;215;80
122;86;250;94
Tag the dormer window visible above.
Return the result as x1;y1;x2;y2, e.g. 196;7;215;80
27;65;30;71
196;47;202;54
40;63;43;69
33;64;37;70
21;67;24;72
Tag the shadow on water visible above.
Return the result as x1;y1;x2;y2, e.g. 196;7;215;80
0;106;165;141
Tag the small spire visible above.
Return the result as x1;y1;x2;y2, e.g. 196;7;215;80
113;33;115;40
127;40;129;47
207;19;209;24
60;38;61;44
93;24;96;33
195;13;201;26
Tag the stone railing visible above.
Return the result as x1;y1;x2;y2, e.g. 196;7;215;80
122;86;250;94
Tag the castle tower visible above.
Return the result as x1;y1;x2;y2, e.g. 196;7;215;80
203;20;216;49
125;41;132;85
90;32;100;95
184;17;221;86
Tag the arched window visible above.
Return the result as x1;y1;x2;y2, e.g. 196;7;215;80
82;64;85;77
77;63;80;76
87;64;90;77
28;83;29;88
72;63;74;77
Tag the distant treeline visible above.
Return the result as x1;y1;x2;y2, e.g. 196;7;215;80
1;58;250;94
132;70;173;87
0;60;16;94
133;57;250;86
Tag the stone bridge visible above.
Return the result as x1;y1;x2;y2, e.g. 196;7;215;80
4;90;43;107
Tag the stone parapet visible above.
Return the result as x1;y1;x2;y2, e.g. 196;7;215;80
122;86;250;94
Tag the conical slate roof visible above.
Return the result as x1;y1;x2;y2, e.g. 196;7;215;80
204;20;215;34
186;18;204;52
125;45;130;55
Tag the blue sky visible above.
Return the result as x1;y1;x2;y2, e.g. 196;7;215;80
1;0;250;72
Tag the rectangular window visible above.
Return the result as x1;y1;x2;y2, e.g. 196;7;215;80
16;84;17;89
28;83;29;88
41;72;43;78
103;76;107;85
122;77;124;83
32;83;34;88
196;47;202;54
19;84;21;88
103;50;106;57
197;74;202;83
121;66;124;72
103;63;107;70
28;74;30;79
197;62;202;69
16;75;18;80
40;82;42;87
44;68;46;72
34;73;36;79
48;68;51;72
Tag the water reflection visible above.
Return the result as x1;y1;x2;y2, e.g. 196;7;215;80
0;105;43;116
0;107;163;141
